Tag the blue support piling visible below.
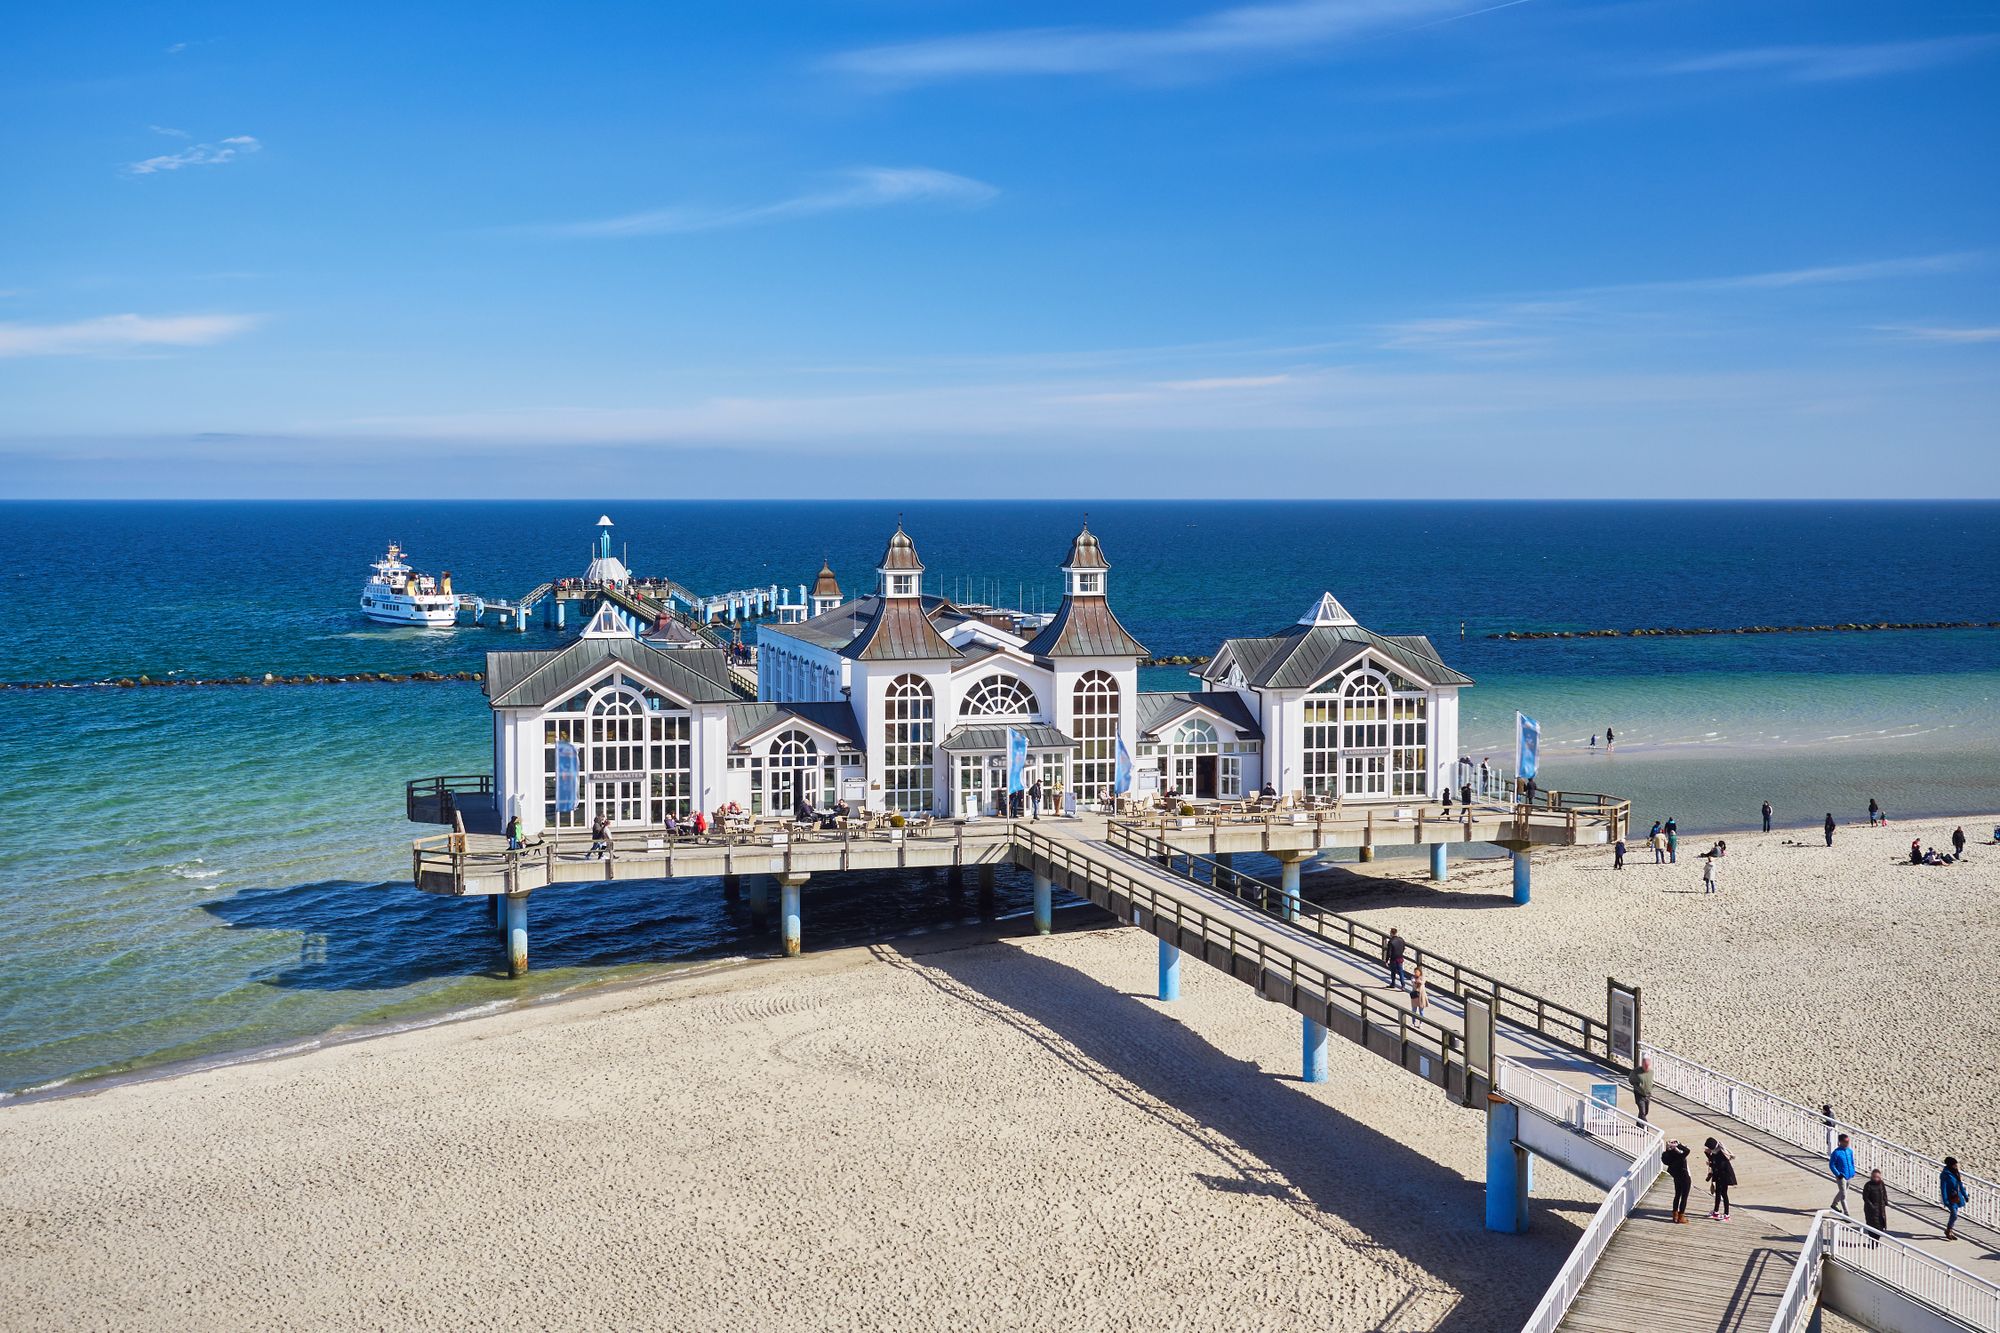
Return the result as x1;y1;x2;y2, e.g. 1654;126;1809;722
1032;874;1053;935
1302;1015;1329;1083
1430;843;1449;882
1279;855;1303;921
1512;851;1531;905
1157;937;1181;1001
780;876;805;957
1485;1098;1530;1232
505;894;529;979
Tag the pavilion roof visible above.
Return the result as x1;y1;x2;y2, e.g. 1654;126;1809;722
484;638;745;709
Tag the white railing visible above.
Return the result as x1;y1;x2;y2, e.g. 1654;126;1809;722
1771;1212;2000;1333
1499;1057;1666;1333
1642;1042;1993;1231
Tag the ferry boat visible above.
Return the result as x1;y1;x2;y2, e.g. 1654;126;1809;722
360;544;457;627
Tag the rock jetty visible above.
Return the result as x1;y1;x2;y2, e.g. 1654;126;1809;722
0;671;485;691
1488;620;1997;641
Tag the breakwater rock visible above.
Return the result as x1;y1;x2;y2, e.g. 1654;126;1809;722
1138;654;1212;668
1489;620;1998;642
0;671;486;691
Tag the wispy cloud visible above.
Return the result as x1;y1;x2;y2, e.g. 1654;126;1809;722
147;124;190;139
535;167;998;239
0;313;262;357
1579;252;1980;298
825;0;1526;85
1877;324;2000;344
1661;35;1997;82
126;134;260;175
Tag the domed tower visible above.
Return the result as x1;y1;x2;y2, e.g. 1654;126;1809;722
877;522;923;600
811;559;843;617
1026;519;1146;659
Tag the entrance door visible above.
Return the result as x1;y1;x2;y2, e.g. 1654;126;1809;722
956;756;988;817
1194;755;1218;799
593;777;645;825
1341;754;1387;799
768;764;802;818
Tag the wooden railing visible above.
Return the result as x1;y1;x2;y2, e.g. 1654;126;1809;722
1104;821;1615;1062
1119;792;1629;845
405;774;493;825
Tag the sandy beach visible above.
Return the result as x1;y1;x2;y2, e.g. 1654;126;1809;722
2;814;1993;1331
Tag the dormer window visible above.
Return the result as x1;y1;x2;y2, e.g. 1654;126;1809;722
1075;572;1102;595
890;574;916;597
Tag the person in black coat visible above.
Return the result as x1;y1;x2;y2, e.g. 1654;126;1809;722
1824;812;1837;847
1662;1138;1693;1223
1862;1169;1890;1237
1704;1138;1737;1220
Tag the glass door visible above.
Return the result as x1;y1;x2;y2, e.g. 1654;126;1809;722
956;755;989;817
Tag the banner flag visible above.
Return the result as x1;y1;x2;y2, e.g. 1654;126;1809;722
1515;712;1540;783
1006;728;1028;794
556;740;581;813
1114;736;1133;795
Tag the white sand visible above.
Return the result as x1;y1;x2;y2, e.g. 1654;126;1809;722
1320;814;2000;1171
0;926;1593;1332
3;814;1991;1330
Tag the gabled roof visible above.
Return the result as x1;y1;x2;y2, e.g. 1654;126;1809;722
485;638;745;709
1136;690;1264;740
1023;596;1148;658
725;701;864;750
1200;622;1472;691
939;724;1076;753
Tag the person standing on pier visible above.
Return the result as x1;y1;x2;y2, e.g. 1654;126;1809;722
1029;776;1044;821
1863;1169;1890;1239
1825;812;1837;847
589;812;614;859
1663;1138;1693;1223
1383;928;1408;991
1941;1157;1970;1239
1630;1056;1654;1122
1761;800;1773;833
1829;1134;1857;1215
1704;1138;1736;1220
506;814;522;851
1408;965;1428;1020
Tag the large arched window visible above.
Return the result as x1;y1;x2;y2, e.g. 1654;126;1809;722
960;673;1039;718
1071;670;1120;803
882;675;935;813
542;675;692;828
1170;718;1219;751
1299;663;1427;800
756;728;835;816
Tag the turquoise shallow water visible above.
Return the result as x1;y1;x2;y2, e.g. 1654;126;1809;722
1;501;1996;1097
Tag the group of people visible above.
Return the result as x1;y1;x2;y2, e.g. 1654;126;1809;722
1379;927;1429;1019
1828;1127;1975;1242
1910;827;1970;865
1658;1136;1737;1223
1586;726;1615;751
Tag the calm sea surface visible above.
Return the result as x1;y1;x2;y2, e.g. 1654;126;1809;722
1;501;1996;1096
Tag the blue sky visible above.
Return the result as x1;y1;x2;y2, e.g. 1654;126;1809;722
2;1;1995;498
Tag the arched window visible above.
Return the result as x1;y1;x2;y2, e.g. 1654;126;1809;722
542;676;692;828
758;729;834;816
882;675;935;813
1170;718;1219;752
1071;670;1120;803
960;673;1039;718
1299;663;1427;800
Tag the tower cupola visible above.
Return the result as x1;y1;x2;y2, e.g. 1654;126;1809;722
876;522;924;600
1061;519;1109;598
811;559;843;617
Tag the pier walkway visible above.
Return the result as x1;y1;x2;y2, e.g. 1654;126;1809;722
396;803;1997;1331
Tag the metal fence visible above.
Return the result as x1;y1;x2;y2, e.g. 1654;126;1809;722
1771;1211;2000;1333
1641;1042;1995;1232
1106;823;1614;1060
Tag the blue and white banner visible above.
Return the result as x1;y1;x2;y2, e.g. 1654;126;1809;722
1006;727;1028;793
1114;736;1133;795
555;740;581;813
1515;712;1540;782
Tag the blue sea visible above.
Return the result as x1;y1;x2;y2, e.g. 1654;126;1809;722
1;501;1996;1098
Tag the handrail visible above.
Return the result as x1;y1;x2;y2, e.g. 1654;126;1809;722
1015;827;1469;1068
1116;798;1629;837
1507;1058;1664;1333
1771;1211;2000;1333
1641;1042;1996;1232
1106;822;1613;1061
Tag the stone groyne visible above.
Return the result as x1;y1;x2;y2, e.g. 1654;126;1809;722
1489;620;1997;642
0;671;485;691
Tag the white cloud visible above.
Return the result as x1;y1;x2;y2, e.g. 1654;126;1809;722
537;167;997;239
0;313;262;357
1661;35;1996;82
826;0;1518;84
127;135;260;175
1878;324;2000;344
148;124;190;139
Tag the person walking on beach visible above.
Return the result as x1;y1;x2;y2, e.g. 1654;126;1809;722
1829;1134;1857;1215
1631;1056;1654;1123
1941;1157;1970;1239
1590;733;1598;751
1383;928;1408;991
1863;1169;1890;1239
1606;726;1615;749
1953;826;1967;859
1667;827;1679;864
1664;1138;1694;1223
1613;836;1626;870
1825;812;1837;847
1409;964;1429;1021
1705;1138;1737;1220
1761;800;1773;833
1703;854;1717;894
1651;827;1667;865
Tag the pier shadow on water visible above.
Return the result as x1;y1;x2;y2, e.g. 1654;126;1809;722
903;940;1590;1333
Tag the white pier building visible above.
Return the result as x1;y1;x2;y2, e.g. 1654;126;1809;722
477;522;1467;840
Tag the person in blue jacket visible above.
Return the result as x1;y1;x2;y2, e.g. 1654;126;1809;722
1941;1157;1970;1240
1829;1134;1857;1215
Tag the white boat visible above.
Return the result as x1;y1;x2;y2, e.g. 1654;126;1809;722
360;543;458;627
